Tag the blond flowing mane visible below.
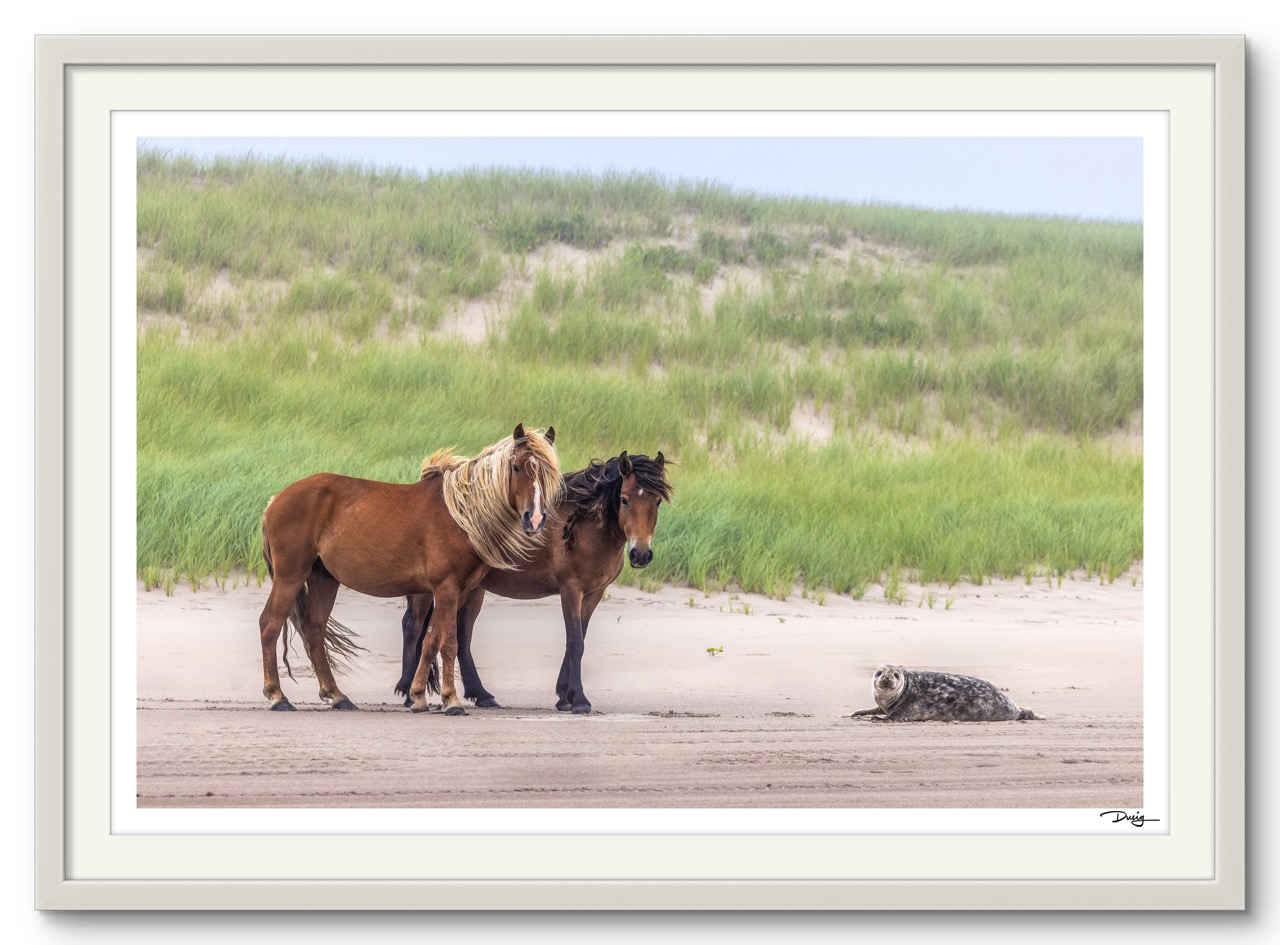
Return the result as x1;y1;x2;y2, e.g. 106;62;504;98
420;429;562;570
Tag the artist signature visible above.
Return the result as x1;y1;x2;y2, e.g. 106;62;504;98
1099;810;1161;827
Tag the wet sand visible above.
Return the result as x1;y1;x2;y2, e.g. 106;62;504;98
136;573;1143;809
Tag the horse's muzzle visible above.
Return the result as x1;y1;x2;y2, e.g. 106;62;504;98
628;546;653;569
522;510;545;534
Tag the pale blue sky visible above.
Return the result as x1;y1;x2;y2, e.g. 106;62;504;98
141;136;1143;222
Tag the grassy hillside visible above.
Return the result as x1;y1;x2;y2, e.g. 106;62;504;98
136;150;1143;598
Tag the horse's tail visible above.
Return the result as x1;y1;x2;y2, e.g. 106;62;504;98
260;504;275;580
259;508;297;680
392;659;442;698
278;597;366;681
279;587;306;682
395;661;442;698
421;598;441;696
322;616;366;671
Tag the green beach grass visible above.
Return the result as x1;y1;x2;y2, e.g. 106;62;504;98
136;151;1143;596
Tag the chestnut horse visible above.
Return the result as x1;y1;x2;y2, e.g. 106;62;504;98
394;451;671;713
258;424;561;714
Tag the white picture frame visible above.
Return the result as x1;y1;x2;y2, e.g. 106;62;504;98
34;34;1245;910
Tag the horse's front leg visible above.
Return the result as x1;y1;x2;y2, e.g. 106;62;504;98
434;585;469;715
409;584;467;716
554;585;590;714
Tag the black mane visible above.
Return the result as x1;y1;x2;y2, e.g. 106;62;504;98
560;454;672;549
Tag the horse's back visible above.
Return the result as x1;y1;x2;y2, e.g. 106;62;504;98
265;472;436;547
267;471;371;523
266;471;471;596
270;470;427;506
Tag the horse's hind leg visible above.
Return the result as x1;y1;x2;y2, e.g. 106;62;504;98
260;576;305;710
457;587;499;707
299;568;357;710
396;593;431;708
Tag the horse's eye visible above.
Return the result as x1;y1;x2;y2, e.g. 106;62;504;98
620;496;629;507
512;464;520;475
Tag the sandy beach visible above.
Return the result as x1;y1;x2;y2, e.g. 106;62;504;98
134;570;1144;810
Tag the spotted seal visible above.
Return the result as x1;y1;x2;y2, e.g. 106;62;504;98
851;663;1043;722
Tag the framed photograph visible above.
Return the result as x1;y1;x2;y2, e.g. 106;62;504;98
34;35;1245;910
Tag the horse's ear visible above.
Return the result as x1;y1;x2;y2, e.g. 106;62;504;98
545;426;555;445
513;423;526;441
656;451;665;467
618;451;632;477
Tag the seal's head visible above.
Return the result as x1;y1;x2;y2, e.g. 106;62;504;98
871;663;907;711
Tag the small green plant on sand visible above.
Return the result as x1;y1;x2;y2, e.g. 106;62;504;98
884;565;906;605
706;646;724;656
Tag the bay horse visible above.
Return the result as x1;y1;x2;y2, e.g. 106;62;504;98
258;424;561;715
393;451;671;713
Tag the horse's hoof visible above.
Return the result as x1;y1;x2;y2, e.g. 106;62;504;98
331;698;358;710
571;704;593;715
556;701;571;711
474;696;500;709
403;696;413;709
270;700;296;712
409;702;432;714
444;705;469;717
